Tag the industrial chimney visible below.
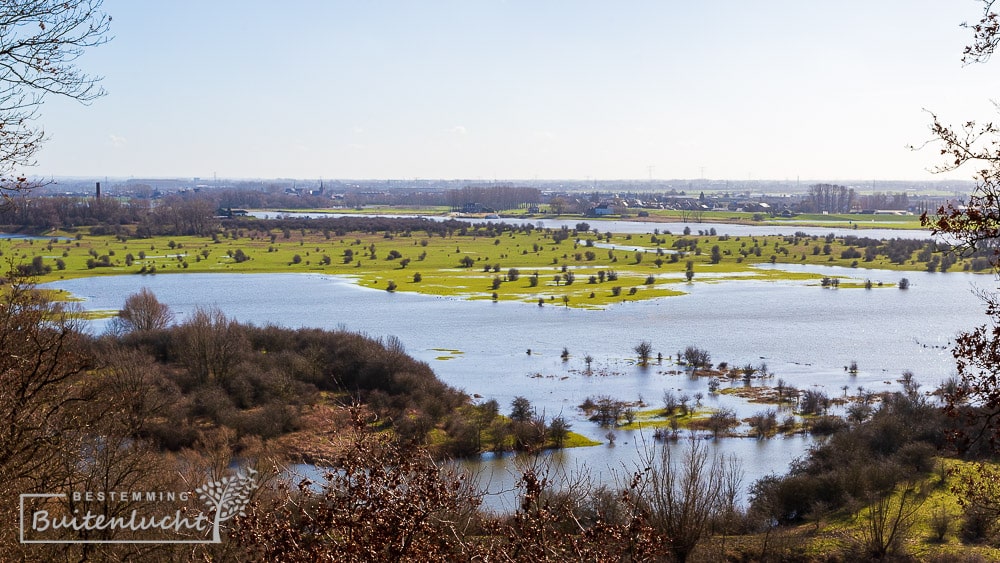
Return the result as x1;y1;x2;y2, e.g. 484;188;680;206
96;181;101;199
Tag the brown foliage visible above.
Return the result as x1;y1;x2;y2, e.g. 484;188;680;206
108;287;174;334
233;410;482;562
0;283;94;553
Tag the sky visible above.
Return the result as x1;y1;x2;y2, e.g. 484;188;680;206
29;0;1000;182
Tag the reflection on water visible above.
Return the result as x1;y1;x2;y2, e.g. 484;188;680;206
458;431;816;512
0;232;58;240
287;432;815;513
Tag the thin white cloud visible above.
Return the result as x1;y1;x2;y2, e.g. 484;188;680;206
109;134;127;148
450;125;467;135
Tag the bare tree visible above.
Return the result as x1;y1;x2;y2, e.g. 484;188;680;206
638;438;743;563
856;480;926;560
683;345;712;370
0;1;111;203
634;340;653;366
108;288;174;335
176;306;249;385
0;281;92;553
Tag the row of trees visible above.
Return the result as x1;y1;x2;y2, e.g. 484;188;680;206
802;183;857;214
0;184;543;231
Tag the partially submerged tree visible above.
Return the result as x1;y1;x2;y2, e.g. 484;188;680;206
683;345;712;370
634;340;653;366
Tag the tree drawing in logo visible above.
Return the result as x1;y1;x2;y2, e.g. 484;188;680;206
195;468;258;543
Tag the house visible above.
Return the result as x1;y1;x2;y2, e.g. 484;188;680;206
215;207;249;218
462;202;492;214
587;203;615;217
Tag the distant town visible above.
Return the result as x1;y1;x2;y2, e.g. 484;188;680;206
30;176;977;219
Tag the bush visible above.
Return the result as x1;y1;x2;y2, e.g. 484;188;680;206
706;407;738;437
748;409;778;438
808;415;847;436
961;505;996;544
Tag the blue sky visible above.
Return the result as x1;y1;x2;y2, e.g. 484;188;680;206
31;1;1000;181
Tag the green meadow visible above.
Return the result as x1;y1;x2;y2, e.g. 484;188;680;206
0;223;953;308
792;458;1000;561
600;208;925;230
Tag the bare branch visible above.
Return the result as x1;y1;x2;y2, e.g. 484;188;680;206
0;0;110;202
963;0;1000;64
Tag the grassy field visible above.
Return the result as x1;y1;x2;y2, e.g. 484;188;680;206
618;208;926;230
0;223;964;308
691;457;1000;561
791;458;1000;561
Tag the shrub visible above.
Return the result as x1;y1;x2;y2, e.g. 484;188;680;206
748;409;778;438
808;415;847;436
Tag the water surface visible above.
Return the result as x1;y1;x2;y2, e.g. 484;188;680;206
45;264;990;508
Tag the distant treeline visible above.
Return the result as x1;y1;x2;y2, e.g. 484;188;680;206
4;195;552;239
0;185;542;232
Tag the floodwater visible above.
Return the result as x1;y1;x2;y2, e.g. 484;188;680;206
247;211;934;241
39;219;989;509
